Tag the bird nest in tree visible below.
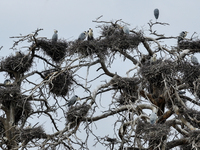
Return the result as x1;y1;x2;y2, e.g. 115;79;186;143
101;30;142;51
178;39;200;50
135;120;170;142
15;126;47;143
0;86;32;124
66;104;90;123
68;40;108;58
1;53;33;78
111;77;140;104
140;59;175;88
44;70;73;96
37;39;68;62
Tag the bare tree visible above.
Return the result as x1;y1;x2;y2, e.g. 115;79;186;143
0;18;200;150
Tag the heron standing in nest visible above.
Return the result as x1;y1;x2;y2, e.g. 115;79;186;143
78;31;87;41
52;30;58;43
68;95;81;107
190;55;199;65
178;31;188;42
4;79;11;85
87;28;94;41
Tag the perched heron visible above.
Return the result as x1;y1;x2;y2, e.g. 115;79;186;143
178;31;188;42
4;79;11;85
150;112;158;124
87;28;94;41
15;51;22;56
67;95;80;107
154;8;159;21
78;31;87;41
52;30;58;42
190;55;199;65
150;53;157;64
122;25;130;35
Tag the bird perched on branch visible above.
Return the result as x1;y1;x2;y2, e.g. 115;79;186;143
52;30;58;43
150;112;158;124
87;28;94;41
4;79;11;85
122;25;130;35
178;31;188;42
78;31;87;41
67;95;80;107
154;8;159;21
190;55;199;65
150;53;157;64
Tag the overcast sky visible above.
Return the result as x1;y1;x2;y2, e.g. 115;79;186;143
0;1;200;149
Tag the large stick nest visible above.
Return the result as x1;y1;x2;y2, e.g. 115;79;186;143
140;59;175;88
0;86;32;124
66;104;90;123
178;39;200;50
37;39;68;62
15;126;47;143
68;40;108;58
44;70;73;96
135;120;170;142
111;77;140;104
1;53;33;78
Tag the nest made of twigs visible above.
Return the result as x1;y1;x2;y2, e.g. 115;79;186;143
178;39;200;50
44;70;73;96
135;120;170;142
188;130;200;148
37;39;68;62
15;126;47;143
68;40;108;58
111;77;140;104
66;104;90;123
1;52;33;78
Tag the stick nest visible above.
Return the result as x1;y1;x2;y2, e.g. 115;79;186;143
111;77;140;104
1;53;33;78
37;39;68;62
135;120;170;142
188;130;200;149
178;39;200;50
66;104;90;123
44;70;73;96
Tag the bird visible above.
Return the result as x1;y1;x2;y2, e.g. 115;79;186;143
67;95;80;107
78;31;87;41
178;31;188;42
4;79;11;85
150;112;158;124
154;8;159;21
190;55;199;65
122;25;130;35
15;51;22;56
52;30;58;43
150;53;157;64
87;28;94;41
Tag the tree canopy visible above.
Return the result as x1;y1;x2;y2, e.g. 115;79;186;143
0;18;200;150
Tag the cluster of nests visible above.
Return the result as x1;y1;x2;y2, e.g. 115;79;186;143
37;39;68;63
1;52;33;78
66;104;90;128
0;86;32;124
178;39;200;50
68;25;142;58
111;77;140;105
43;69;73;96
135;120;170;147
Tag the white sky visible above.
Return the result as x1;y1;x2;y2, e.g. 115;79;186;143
0;1;200;149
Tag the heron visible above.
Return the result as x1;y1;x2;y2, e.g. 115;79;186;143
150;112;158;124
150;53;157;64
87;28;94;41
190;55;199;65
78;31;87;41
178;31;188;42
52;30;58;43
122;25;130;35
154;8;159;21
67;95;80;107
4;79;11;85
